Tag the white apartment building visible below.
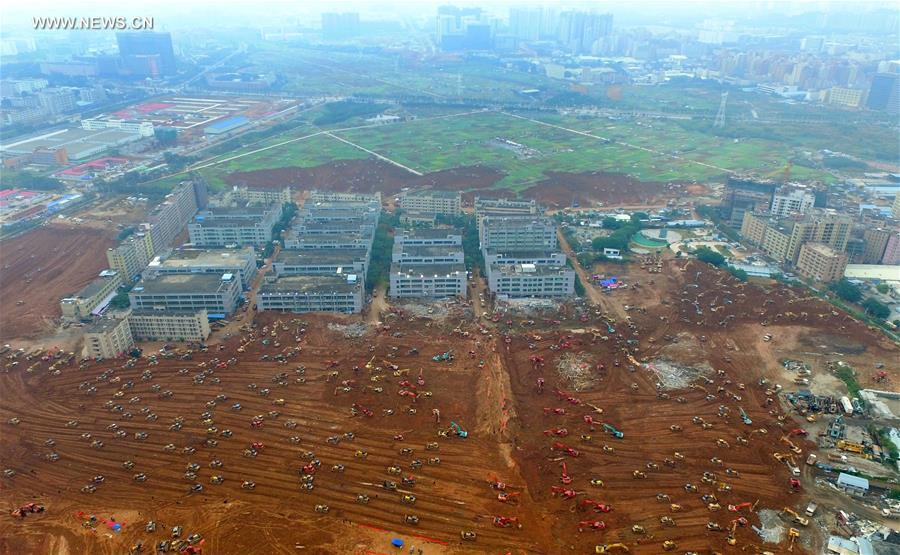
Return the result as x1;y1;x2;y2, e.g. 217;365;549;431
400;190;462;217
480;217;558;252
232;185;292;205
394;228;462;248
129;273;242;316
60;270;122;320
257;275;363;314
273;248;369;277
389;264;467;299
391;244;464;265
188;204;282;247
128;309;211;342
487;264;575;298
146;247;257;289
770;187;815;218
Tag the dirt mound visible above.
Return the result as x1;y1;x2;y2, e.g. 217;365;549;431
225;160;504;198
523;171;710;208
0;224;116;340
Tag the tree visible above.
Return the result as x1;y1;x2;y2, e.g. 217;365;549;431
876;283;890;295
830;279;862;303
694;246;725;267
601;217;623;230
862;297;890;320
726;266;748;282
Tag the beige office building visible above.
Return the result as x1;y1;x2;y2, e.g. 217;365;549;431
128;309;211;342
83;316;134;359
60;270;121;320
796;242;849;283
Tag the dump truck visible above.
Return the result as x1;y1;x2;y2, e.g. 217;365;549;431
805;502;817;517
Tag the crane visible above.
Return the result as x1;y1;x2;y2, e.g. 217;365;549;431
449;421;468;439
602;423;624;439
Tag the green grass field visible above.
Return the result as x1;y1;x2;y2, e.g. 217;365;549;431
173;106;843;194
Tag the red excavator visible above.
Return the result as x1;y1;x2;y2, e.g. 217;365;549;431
551;486;578;500
11;503;45;518
493;516;519;528
560;462;573;485
579;499;613;513
551;442;580;457
578;520;607;532
544;428;569;437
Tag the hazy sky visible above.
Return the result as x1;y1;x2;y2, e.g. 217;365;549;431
3;0;897;32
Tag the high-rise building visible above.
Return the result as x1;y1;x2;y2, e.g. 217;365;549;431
862;228;893;264
558;11;612;53
771;187;815;218
116;32;176;76
721;177;778;228
796;243;848;283
322;12;360;40
867;73;900;112
509;7;542;41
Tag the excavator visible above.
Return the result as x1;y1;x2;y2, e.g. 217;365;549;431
432;351;453;362
726;516;749;545
603;423;624;439
739;407;752;425
595;544;628;553
450;421;468;438
787;527;800;552
780;507;809;526
727;500;758;512
662;541;677;551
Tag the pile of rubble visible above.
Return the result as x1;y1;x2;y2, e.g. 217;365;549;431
645;359;710;390
327;322;370;338
556;352;596;391
754;509;786;544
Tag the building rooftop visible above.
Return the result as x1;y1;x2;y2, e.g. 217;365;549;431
482;216;554;228
132;273;237;295
84;316;127;334
405;189;460;199
491;263;571;276
130;308;208;317
191;217;268;228
275;248;368;265
836;473;869;490
802;242;843;257
395;227;461;239
289;233;369;244
260;275;360;294
65;271;119;301
483;249;561;258
390;263;466;276
392;244;463;257
151;247;255;268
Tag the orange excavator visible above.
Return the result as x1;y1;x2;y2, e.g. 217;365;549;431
727;500;758;512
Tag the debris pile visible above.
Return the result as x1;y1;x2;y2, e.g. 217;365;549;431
645;359;710;390
556;352;596;391
327;322;369;338
755;509;786;544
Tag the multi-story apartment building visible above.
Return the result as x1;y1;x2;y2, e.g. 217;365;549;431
770;187;815;217
257;275;363;313
188;203;282;247
882;232;900;265
146;247;257;289
796;242;849;283
128;309;211;342
232;185;292;205
148;181;206;252
83;316;134;359
480;217;557;251
129;273;242;316
391;244;464;265
389;264;467;298
483;250;567;269
273;249;369;277
740;210;851;264
307;191;381;205
487;264;575;298
394;228;462;248
862;228;893;264
284;232;372;251
475;197;539;237
721;177;778;228
60;270;122;320
400;190;462;217
107;230;155;280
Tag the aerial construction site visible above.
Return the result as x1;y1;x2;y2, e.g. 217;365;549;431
2;255;896;555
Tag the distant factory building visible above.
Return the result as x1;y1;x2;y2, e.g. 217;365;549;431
204;116;250;135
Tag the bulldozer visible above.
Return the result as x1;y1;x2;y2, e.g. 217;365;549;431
662;541;677;551
461;531;476;541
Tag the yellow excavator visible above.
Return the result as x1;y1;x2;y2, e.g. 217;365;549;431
781;507;809;526
595;545;629;554
787;527;800;552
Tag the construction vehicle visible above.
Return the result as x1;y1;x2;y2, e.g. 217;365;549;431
449;421;468;438
662;541;677;551
356;494;370;504
551;486;578;499
739;407;752;425
603;423;624;439
579;499;612;512
805;502;817;516
401;494;416;505
780;508;809;526
837;440;866;454
497;492;520;504
660;516;676;527
728;501;758;512
670;504;683;512
314;504;329;514
432;351;453;362
781;436;803;455
589;478;604;487
789;478;801;492
683;483;698;492
461;531;476;541
632;470;646;479
551;442;580;457
560;462;573;485
594;544;629;553
492;516;519;528
579;520;607;531
631;525;646;534
787;527;800;552
707;521;724;532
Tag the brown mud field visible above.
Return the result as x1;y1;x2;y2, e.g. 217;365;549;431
0;225;116;341
3;259;895;554
523;171;712;209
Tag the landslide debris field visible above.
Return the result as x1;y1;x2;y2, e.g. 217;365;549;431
2;260;896;554
0;225;117;341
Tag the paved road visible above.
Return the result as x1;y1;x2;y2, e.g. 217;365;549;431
556;229;626;321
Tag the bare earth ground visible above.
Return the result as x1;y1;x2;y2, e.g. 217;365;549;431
223;160;706;209
0;225;117;341
2;259;896;554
